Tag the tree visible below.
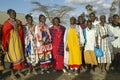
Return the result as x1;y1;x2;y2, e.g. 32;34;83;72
85;4;96;18
109;2;116;17
86;4;93;12
110;0;120;16
31;1;74;24
85;4;95;14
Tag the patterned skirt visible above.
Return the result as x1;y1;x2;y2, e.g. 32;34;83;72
7;30;25;69
37;43;52;67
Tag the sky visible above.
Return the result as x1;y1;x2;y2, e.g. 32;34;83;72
0;0;113;14
0;0;116;23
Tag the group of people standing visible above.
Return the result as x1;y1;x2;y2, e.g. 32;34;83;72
0;8;120;80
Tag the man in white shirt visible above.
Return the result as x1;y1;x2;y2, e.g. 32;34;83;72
109;14;120;71
89;12;99;28
110;14;120;54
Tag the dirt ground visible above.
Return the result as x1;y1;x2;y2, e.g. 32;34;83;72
26;69;120;80
2;67;120;80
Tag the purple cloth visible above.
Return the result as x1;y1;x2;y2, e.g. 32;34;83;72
78;23;86;29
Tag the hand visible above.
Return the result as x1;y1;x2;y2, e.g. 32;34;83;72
102;34;108;39
96;44;99;48
14;28;18;31
49;39;52;42
115;36;118;39
80;46;84;50
28;57;31;61
66;46;69;51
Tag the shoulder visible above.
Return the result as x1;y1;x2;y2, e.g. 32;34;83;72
35;24;39;28
96;23;100;26
76;25;82;31
60;25;66;29
96;23;101;29
93;20;100;25
4;18;10;24
76;24;79;27
3;19;12;28
49;26;54;30
16;19;22;24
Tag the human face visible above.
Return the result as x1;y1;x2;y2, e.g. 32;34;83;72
108;17;112;23
78;16;83;24
9;11;16;19
100;15;106;23
87;22;92;29
89;14;95;22
40;16;46;23
53;18;59;26
113;16;120;23
26;17;33;24
70;17;76;25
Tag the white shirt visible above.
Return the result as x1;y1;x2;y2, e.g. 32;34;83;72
75;25;85;46
92;20;100;28
84;28;96;51
109;25;120;48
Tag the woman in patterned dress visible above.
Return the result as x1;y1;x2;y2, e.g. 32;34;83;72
2;9;25;79
96;14;111;72
49;17;66;72
24;14;38;76
35;14;52;74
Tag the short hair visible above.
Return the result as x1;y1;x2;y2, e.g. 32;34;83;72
100;14;106;19
78;16;83;21
52;17;61;23
77;15;86;24
89;12;95;17
78;15;83;20
39;14;45;21
108;16;112;19
7;9;16;14
25;14;32;20
113;14;119;19
70;16;76;24
108;17;112;20
87;20;92;24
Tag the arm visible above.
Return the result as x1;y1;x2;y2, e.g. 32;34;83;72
78;25;85;47
18;21;25;48
101;24;109;39
95;25;99;48
2;20;13;50
46;27;52;42
34;25;42;41
64;28;69;51
108;24;118;40
95;36;99;48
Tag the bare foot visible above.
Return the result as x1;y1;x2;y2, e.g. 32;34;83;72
18;72;25;78
63;69;67;73
25;72;30;77
10;75;17;80
32;71;38;75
